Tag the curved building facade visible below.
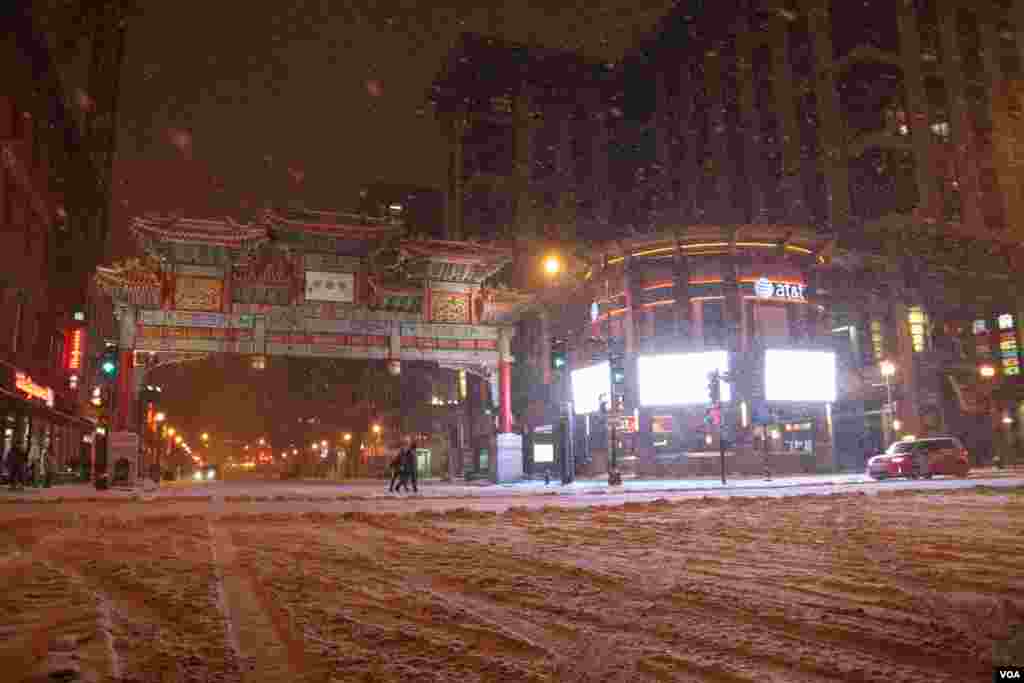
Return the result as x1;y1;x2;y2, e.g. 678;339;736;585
563;226;837;478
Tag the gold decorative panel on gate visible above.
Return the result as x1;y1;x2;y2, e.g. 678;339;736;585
174;276;223;311
431;293;469;323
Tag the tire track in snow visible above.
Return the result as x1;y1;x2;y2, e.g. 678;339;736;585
208;519;315;683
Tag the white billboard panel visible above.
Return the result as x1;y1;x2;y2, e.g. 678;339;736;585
765;349;836;402
305;271;355;303
571;361;611;415
638;351;730;406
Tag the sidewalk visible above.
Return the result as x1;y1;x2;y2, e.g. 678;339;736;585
2;467;1020;503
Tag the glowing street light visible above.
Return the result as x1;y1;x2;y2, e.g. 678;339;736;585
174;436;182;445
343;433;352;442
980;365;996;378
167;427;176;437
543;254;562;276
371;424;381;435
258;437;266;446
155;412;166;423
320;439;328;448
201;432;209;442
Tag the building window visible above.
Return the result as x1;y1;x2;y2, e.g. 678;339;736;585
870;319;885;361
702;301;725;348
908;306;928;353
653;306;674;338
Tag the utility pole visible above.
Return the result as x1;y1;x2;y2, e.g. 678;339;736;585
708;370;725;485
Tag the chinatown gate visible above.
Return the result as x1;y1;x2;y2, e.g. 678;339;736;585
95;209;533;482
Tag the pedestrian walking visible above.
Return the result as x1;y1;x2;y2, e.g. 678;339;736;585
387;449;403;493
8;446;26;491
26;457;37;488
400;438;419;494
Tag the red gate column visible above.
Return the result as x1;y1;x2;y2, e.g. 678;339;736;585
116;348;134;431
114;306;138;432
498;327;513;434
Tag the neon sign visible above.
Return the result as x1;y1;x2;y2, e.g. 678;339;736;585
753;277;806;301
999;314;1020;376
67;328;84;371
16;373;54;407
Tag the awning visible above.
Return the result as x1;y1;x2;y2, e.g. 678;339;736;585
0;387;96;430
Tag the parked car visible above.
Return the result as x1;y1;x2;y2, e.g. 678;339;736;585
866;437;970;480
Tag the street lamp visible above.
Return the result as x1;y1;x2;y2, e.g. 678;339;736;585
201;432;209;442
371;424;381;434
880;361;896;447
155;412;166;424
543;254;562;276
980;364;996;378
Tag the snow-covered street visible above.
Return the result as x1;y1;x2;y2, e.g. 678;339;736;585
2;482;1023;681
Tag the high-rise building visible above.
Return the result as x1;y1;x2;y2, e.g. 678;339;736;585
429;33;616;242
432;3;1024;475
358;182;445;240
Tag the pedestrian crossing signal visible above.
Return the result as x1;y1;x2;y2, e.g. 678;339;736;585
707;370;721;404
99;348;119;379
550;338;568;371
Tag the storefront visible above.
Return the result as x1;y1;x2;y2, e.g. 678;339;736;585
0;361;94;483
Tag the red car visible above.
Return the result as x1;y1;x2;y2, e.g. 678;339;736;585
866;437;971;480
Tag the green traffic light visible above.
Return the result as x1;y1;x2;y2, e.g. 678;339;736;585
102;360;117;375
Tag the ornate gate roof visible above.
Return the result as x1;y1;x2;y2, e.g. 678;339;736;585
397;239;515;284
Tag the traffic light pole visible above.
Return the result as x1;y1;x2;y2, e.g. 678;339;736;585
708;369;726;485
719;412;726;485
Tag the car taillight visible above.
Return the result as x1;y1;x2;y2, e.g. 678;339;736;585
892;456;906;463
960;449;969;461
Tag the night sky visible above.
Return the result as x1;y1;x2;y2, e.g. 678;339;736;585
108;0;674;258
106;1;674;440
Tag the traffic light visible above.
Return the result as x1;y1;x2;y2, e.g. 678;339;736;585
606;356;622;387
99;346;119;380
550;337;568;371
708;370;721;405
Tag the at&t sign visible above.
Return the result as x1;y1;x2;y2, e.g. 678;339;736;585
754;277;806;301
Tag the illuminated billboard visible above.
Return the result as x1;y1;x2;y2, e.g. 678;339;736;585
765;349;836;402
638;351;730;406
571;361;611;415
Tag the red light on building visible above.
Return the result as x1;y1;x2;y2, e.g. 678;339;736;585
66;328;85;371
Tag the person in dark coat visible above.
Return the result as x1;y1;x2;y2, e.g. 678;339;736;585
387;449;404;493
399;438;418;494
7;446;26;491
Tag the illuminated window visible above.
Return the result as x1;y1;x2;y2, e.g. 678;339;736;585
908;307;928;353
998;314;1014;330
870;320;885;361
973;319;988;335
